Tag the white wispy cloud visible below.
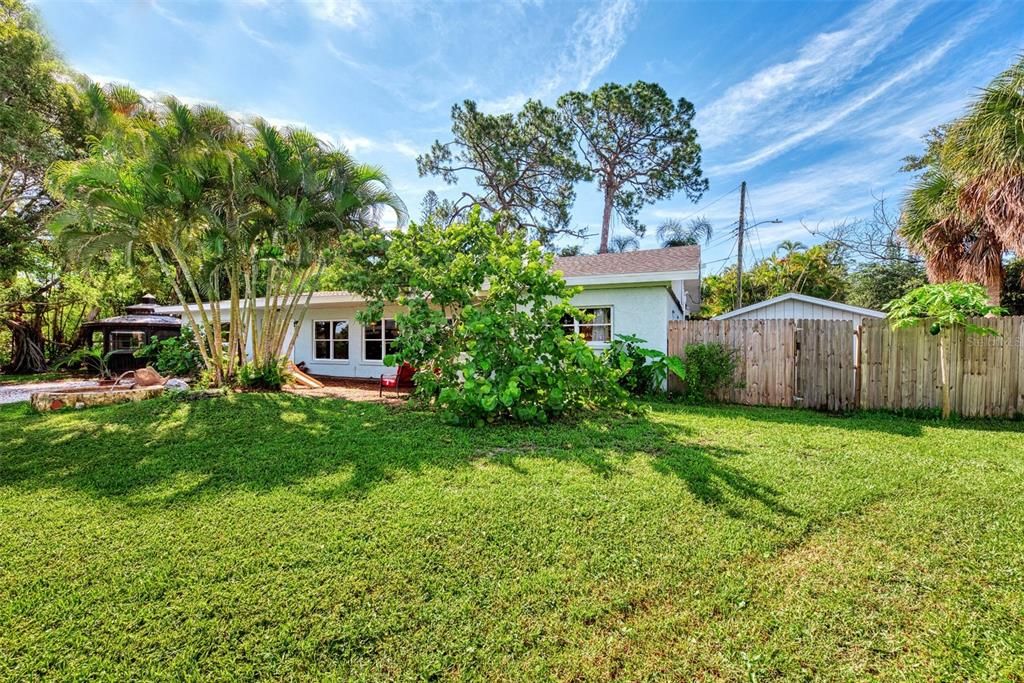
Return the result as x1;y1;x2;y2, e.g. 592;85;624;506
304;0;370;29
479;0;638;113
148;0;191;29
326;41;464;113
390;140;419;159
707;7;991;177
236;17;286;51
697;0;931;150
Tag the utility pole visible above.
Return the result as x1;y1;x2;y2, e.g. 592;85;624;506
735;181;746;310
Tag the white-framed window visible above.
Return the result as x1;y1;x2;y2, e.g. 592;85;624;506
110;331;145;352
364;319;398;361
313;320;350;361
561;307;613;343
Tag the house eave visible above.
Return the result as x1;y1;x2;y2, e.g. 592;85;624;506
154;270;701;315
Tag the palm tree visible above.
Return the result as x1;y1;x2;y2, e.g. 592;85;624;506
49;84;407;383
656;217;713;247
608;235;640;253
774;240;807;257
245;122;406;362
49;91;235;382
899;55;1024;305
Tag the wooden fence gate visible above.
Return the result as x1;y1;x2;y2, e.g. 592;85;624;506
668;316;1024;416
667;319;854;411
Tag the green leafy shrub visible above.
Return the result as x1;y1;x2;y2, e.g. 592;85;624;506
603;334;685;396
338;209;629;425
884;282;1004;334
681;342;738;403
134;327;203;377
238;357;290;391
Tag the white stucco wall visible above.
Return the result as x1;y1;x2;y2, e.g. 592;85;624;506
289;303;405;379
567;285;673;353
284;286;675;378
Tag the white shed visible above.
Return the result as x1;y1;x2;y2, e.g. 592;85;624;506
713;293;884;327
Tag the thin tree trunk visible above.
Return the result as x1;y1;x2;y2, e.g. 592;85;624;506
272;266;313;358
599;187;614;254
150;242;216;380
169;241;223;384
282;264;324;359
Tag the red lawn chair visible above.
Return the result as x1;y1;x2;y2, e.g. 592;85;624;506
379;363;415;397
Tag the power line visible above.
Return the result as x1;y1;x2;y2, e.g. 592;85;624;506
663;184;741;227
743;189;767;263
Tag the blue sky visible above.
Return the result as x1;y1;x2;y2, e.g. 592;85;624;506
34;0;1024;272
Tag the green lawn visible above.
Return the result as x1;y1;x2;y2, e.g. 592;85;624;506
1;395;1022;680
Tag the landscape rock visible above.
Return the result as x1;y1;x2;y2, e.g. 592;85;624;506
164;378;190;392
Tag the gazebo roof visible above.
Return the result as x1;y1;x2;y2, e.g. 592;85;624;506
82;313;182;329
82;295;182;329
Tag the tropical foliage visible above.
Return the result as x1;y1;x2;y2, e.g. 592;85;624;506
47;88;405;386
337;210;627;424
602;334;685;397
135;326;203;377
900;55;1024;304
847;247;928;310
0;0;147;373
607;235;640;253
701;242;849;316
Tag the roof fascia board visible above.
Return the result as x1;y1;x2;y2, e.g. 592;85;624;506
713;293;885;320
156;270;701;314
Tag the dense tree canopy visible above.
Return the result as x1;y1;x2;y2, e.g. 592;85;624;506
334;209;626;424
0;0;146;372
700;243;849;317
417;100;586;243
49;87;405;385
847;246;928;310
558;82;707;253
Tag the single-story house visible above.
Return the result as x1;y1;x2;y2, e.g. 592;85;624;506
155;246;701;379
712;293;884;327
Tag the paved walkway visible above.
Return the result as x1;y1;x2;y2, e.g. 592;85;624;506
284;376;412;405
0;379;99;405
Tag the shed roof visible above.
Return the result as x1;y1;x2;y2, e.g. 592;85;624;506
712;293;885;320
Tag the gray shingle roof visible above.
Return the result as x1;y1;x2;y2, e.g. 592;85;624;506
553;246;700;277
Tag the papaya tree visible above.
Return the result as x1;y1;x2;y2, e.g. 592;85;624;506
883;282;1003;419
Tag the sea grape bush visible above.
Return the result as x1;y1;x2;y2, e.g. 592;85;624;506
339;210;628;424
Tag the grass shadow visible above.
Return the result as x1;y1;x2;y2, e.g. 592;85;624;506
0;394;811;528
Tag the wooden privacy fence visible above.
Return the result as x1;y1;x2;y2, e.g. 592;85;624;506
859;317;1024;417
668;316;1024;417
